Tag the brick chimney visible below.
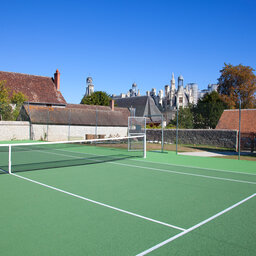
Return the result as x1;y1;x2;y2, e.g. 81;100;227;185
54;69;60;91
110;99;115;111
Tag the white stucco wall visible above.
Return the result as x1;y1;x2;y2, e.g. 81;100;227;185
32;124;128;141
0;121;128;141
0;121;30;141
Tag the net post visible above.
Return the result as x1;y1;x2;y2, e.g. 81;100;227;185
8;145;12;174
143;134;146;158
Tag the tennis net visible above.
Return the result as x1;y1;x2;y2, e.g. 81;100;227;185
0;135;146;174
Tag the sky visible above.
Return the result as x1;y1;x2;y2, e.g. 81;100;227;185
1;0;256;104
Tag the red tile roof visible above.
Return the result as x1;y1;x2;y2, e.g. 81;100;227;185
216;109;256;133
0;71;66;104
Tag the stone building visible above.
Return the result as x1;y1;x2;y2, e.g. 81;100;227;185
85;77;94;96
114;73;218;110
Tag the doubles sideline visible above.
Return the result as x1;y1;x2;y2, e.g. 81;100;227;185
136;193;256;255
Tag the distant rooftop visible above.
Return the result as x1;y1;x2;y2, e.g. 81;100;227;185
0;70;66;105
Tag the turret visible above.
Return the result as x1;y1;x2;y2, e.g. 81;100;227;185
171;72;175;91
86;77;94;96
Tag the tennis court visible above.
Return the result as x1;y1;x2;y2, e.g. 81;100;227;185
0;137;255;256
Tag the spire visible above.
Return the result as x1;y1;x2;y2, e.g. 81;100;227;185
171;72;175;91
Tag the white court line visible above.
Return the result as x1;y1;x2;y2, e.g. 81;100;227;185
38;148;256;185
13;144;256;177
30;149;256;185
134;159;256;176
48;149;256;185
11;173;185;231
136;193;256;256
110;162;256;185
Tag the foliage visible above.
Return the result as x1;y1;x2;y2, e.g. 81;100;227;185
146;124;161;129
171;106;194;129
11;91;28;120
0;80;27;120
218;63;256;109
0;80;10;103
193;91;227;129
165;123;176;129
80;91;111;106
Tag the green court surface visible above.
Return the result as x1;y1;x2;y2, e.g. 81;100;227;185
0;143;255;255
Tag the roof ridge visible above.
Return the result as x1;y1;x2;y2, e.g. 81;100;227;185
0;70;52;79
224;109;256;111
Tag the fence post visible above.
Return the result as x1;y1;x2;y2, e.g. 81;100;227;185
95;108;98;139
68;109;71;141
176;107;179;155
238;99;241;160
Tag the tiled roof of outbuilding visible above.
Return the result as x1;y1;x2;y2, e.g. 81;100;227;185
0;71;66;104
216;109;256;133
66;103;129;113
18;104;130;127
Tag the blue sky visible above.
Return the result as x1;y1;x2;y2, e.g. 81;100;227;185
1;0;256;103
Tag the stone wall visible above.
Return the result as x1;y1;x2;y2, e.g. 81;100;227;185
146;129;238;149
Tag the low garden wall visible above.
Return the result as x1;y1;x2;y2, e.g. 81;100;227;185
146;129;238;150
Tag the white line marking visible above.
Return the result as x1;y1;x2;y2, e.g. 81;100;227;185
11;173;185;231
35;148;256;185
57;147;256;177
136;193;256;256
134;159;256;176
110;162;256;185
46;149;256;185
16;146;86;160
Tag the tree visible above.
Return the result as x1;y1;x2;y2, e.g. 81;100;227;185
80;91;111;106
11;91;28;120
171;106;194;129
193;91;227;129
218;63;256;109
0;80;12;120
0;80;27;120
